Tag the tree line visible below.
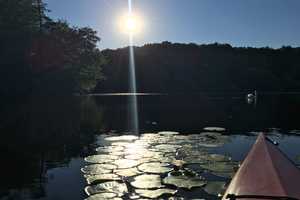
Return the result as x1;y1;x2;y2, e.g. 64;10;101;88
0;0;105;96
98;42;300;93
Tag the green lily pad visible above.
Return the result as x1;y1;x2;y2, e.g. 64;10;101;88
96;146;125;153
290;130;300;135
211;171;235;178
85;181;128;196
163;174;206;189
138;162;172;174
200;162;236;172
85;192;117;200
81;165;112;175
130;174;164;189
114;159;139;169
203;127;226;132
84;174;121;184
85;155;119;164
295;154;300;164
206;154;231;162
158;131;180;135
135;188;177;198
105;135;139;142
153;144;182;153
203;181;226;196
115;167;142;177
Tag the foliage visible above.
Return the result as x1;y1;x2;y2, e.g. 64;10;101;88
0;0;105;96
98;42;300;93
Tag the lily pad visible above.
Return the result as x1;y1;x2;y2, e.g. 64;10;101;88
81;165;112;175
96;146;125;153
295;154;300;164
111;142;131;147
85;181;128;196
203;127;226;132
206;154;231;162
200;162;236;172
290;130;300;135
115;167;142;177
153;144;182;153
85;155;119;164
138;162;172;174
158;131;180;135
135;188;177;198
85;174;121;184
130;174;164;189
163;175;206;189
85;192;117;200
211;171;235;178
203;181;226;196
105;135;139;142
114;159;139;169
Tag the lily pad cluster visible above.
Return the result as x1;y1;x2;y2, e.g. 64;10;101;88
82;130;237;199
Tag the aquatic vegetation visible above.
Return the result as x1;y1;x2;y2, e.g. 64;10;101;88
85;155;119;164
203;181;226;196
200;161;236;172
289;130;300;135
84;174;121;184
163;173;206;189
85;192;117;200
130;174;164;189
153;144;182;153
294;154;300;165
138;162;172;174
85;181;128;196
158;131;180;135
114;167;142;177
135;188;177;198
203;127;226;132
113;159;140;169
82;131;239;199
105;135;139;141
96;146;125;153
81;164;112;175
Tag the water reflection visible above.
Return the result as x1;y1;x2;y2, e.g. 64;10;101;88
1;94;300;199
0;96;103;200
82;131;300;200
82;131;237;199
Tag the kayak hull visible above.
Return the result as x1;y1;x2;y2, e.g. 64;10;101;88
222;133;300;200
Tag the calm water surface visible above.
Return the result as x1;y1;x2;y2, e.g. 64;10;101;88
1;94;300;200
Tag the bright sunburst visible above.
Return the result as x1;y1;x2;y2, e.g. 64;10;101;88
119;14;142;35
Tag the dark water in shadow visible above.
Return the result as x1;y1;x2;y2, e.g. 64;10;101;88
0;94;300;200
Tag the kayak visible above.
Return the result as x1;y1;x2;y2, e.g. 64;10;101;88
222;133;300;200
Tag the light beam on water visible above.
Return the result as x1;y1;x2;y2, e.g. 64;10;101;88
128;0;139;134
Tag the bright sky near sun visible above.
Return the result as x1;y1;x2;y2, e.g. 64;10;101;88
44;0;300;49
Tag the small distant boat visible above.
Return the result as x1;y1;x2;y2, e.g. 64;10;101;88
222;133;300;200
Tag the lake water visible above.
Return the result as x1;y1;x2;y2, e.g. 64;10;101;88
1;94;300;200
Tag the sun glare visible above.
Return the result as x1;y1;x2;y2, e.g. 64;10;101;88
120;14;142;35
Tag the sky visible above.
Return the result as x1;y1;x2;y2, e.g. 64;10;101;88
44;0;300;49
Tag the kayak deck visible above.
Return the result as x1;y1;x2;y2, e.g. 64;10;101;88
222;133;300;200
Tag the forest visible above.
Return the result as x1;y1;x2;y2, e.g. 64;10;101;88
0;0;105;96
97;42;300;93
1;1;300;96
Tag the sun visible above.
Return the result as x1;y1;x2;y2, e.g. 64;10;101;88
119;13;142;35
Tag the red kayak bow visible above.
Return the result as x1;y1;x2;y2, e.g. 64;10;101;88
222;133;300;200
